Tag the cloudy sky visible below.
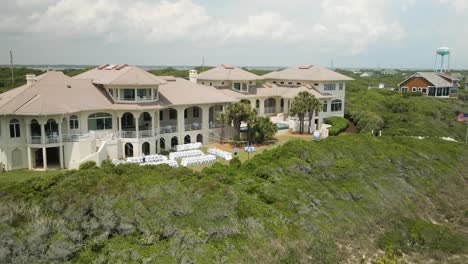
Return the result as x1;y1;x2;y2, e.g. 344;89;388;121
0;0;467;68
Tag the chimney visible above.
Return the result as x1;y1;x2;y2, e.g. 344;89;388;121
189;69;198;83
26;74;36;85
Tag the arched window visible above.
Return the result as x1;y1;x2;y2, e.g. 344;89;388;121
160;138;166;151
331;99;342;112
184;135;191;144
88;113;112;130
125;143;134;157
142;142;150;156
69;115;79;130
9;119;20;138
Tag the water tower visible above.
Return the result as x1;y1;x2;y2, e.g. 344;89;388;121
434;47;450;72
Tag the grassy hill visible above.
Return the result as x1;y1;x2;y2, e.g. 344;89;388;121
341;70;468;140
0;135;466;263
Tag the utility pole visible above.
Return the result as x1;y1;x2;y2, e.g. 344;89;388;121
10;50;14;87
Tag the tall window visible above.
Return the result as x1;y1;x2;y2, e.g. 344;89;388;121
324;83;336;91
339;83;344;90
193;107;200;118
69;115;79;130
322;101;328;112
160;111;163;121
88;113;112;130
169;109;177;120
331;100;342;112
9;119;20;138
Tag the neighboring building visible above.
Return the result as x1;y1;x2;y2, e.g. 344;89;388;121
194;64;353;131
360;72;373;77
0;64;236;171
398;72;460;98
381;69;398;75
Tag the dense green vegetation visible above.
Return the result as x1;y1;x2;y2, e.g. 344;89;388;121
325;116;349;136
0;67;44;92
0;135;466;263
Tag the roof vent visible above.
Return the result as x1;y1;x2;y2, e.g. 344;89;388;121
26;74;36;85
105;64;117;70
222;64;235;69
299;65;313;69
67;85;72;88
115;64;128;70
97;64;109;70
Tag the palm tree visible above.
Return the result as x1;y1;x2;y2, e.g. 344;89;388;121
224;102;257;137
307;95;322;134
251;116;277;143
216;112;228;144
290;91;310;134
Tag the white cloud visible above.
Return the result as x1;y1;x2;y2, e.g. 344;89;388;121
2;0;408;56
438;0;468;12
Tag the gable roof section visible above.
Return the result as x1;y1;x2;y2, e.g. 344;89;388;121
197;65;261;81
158;77;237;105
262;65;354;81
0;71;113;115
398;72;453;88
74;65;167;85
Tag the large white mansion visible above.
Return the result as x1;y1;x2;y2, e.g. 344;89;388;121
0;64;352;171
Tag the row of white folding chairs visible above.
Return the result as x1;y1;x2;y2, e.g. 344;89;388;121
181;154;216;167
169;150;204;160
126;156;145;163
207;148;233;161
140;160;179;168
144;154;168;163
112;159;127;165
175;142;203;152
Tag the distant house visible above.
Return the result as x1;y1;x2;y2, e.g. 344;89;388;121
360;72;373;78
381;69;398;75
398;72;460;98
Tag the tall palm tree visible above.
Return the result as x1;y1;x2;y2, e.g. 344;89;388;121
307;95;322;134
290;91;310;134
224;102;257;137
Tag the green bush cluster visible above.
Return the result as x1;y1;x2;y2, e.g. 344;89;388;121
0;135;466;263
325;116;349;136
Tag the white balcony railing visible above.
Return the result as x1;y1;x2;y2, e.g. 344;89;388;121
139;130;153;138
160;125;177;134
121;131;137;138
185;123;201;131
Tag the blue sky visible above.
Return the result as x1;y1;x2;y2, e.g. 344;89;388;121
0;0;467;68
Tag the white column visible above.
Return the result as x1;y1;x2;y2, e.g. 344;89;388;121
259;98;265;115
42;147;47;171
40;122;46;144
58;122;63;143
177;107;185;134
202;105;210;130
135;114;139;138
155;110;160;135
59;146;64;169
27;147;32;170
151;112;156;137
25;121;31;144
117;115;122;138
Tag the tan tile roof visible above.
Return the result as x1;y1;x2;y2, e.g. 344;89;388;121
0;71;113;115
217;84;334;100
262;65;354;81
159;77;237;105
74;65;167;85
197;65;262;81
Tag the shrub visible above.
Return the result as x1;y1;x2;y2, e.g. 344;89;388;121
79;161;97;170
325;116;349;136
